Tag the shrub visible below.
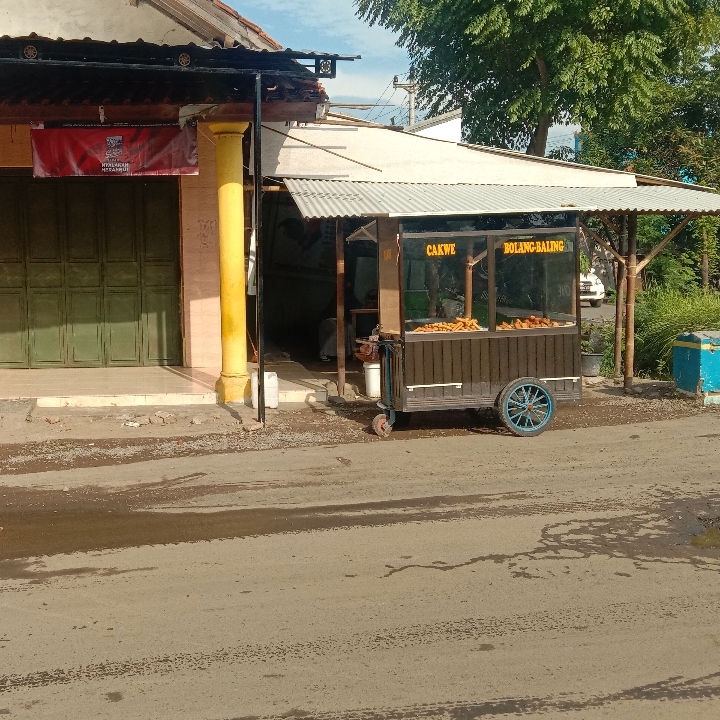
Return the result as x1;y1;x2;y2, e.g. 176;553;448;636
634;288;720;377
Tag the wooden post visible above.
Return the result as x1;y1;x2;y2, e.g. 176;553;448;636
464;238;474;318
428;258;439;317
702;228;710;291
624;213;638;392
335;218;346;396
614;216;627;375
487;236;496;332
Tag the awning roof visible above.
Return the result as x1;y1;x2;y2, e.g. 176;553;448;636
0;37;342;110
283;179;720;219
263;123;636;186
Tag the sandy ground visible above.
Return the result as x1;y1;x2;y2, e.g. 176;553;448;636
1;397;720;718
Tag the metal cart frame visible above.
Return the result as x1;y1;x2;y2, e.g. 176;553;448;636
372;215;583;437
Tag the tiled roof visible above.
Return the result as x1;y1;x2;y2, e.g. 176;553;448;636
0;37;328;108
151;0;283;51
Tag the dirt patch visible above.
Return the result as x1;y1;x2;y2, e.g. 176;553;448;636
0;395;713;476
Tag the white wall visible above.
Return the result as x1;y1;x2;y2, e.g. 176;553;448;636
0;0;203;44
412;117;463;143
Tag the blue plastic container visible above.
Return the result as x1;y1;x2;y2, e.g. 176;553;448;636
673;331;720;395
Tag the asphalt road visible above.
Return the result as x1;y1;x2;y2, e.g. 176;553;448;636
2;412;720;719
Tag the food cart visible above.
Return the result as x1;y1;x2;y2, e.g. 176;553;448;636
371;213;581;437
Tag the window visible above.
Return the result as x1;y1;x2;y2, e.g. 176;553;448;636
402;235;489;332
494;232;576;330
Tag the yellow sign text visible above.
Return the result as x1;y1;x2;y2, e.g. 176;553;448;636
426;243;456;257
503;239;565;255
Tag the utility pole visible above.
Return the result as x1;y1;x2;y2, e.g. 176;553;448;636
393;70;418;126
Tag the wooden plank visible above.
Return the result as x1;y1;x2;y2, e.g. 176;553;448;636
525;335;536;378
489;337;500;385
535;335;546;378
507;335;518;380
423;340;436;398
517;335;528;377
461;338;472;386
563;333;574;378
498;336;510;384
451;339;463;390
470;337;481;392
433;340;444;399
442;337;453;384
545;334;555;377
479;337;490;383
554;332;565;376
377;217;402;335
405;342;415;386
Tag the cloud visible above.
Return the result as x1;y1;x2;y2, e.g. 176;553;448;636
236;0;406;56
324;65;404;101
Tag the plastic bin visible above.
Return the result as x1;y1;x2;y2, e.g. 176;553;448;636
363;361;381;398
251;371;279;409
674;331;720;395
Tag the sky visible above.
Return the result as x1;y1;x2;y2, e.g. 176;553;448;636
230;0;412;124
228;0;579;147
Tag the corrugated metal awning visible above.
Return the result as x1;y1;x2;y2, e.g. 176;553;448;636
283;179;720;218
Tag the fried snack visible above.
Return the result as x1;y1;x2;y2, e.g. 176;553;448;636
497;315;570;330
414;317;482;333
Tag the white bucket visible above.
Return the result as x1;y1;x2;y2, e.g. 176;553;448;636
363;361;381;398
251;371;279;409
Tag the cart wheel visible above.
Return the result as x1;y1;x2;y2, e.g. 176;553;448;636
392;411;412;429
372;413;392;438
498;378;556;437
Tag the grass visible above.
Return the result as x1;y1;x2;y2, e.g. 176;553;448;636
634;288;720;377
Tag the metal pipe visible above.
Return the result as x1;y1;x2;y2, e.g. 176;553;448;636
624;213;638;392
254;72;265;424
336;218;346;395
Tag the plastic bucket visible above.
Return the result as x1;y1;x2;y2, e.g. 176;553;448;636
363;361;381;398
581;353;603;377
251;371;279;408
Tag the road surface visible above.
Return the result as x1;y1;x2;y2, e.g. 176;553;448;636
2;411;720;719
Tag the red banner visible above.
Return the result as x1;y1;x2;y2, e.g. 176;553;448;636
31;126;198;177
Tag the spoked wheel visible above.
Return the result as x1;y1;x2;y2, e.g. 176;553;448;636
498;378;556;437
372;413;392;438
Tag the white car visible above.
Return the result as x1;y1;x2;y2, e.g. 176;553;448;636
580;271;605;307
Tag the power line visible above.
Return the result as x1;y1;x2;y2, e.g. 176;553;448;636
365;71;408;122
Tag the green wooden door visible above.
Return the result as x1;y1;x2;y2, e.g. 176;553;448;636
0;176;182;368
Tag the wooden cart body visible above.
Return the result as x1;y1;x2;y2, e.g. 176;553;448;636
375;214;582;414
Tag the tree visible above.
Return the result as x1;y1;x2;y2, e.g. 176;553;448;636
356;0;719;156
578;51;720;285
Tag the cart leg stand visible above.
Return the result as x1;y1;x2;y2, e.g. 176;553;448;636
372;344;396;437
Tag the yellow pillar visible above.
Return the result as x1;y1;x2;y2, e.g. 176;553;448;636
210;122;250;403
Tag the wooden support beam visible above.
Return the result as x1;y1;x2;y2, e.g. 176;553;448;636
464;239;474;318
580;223;626;265
614;216;627;375
624;214;638;392
636;215;695;272
336;219;346;396
596;213;621;237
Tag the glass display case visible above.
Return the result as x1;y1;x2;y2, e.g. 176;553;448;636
402;235;489;332
402;227;577;334
494;231;576;330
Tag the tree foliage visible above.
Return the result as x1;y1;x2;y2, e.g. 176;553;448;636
356;0;719;155
578;52;720;285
